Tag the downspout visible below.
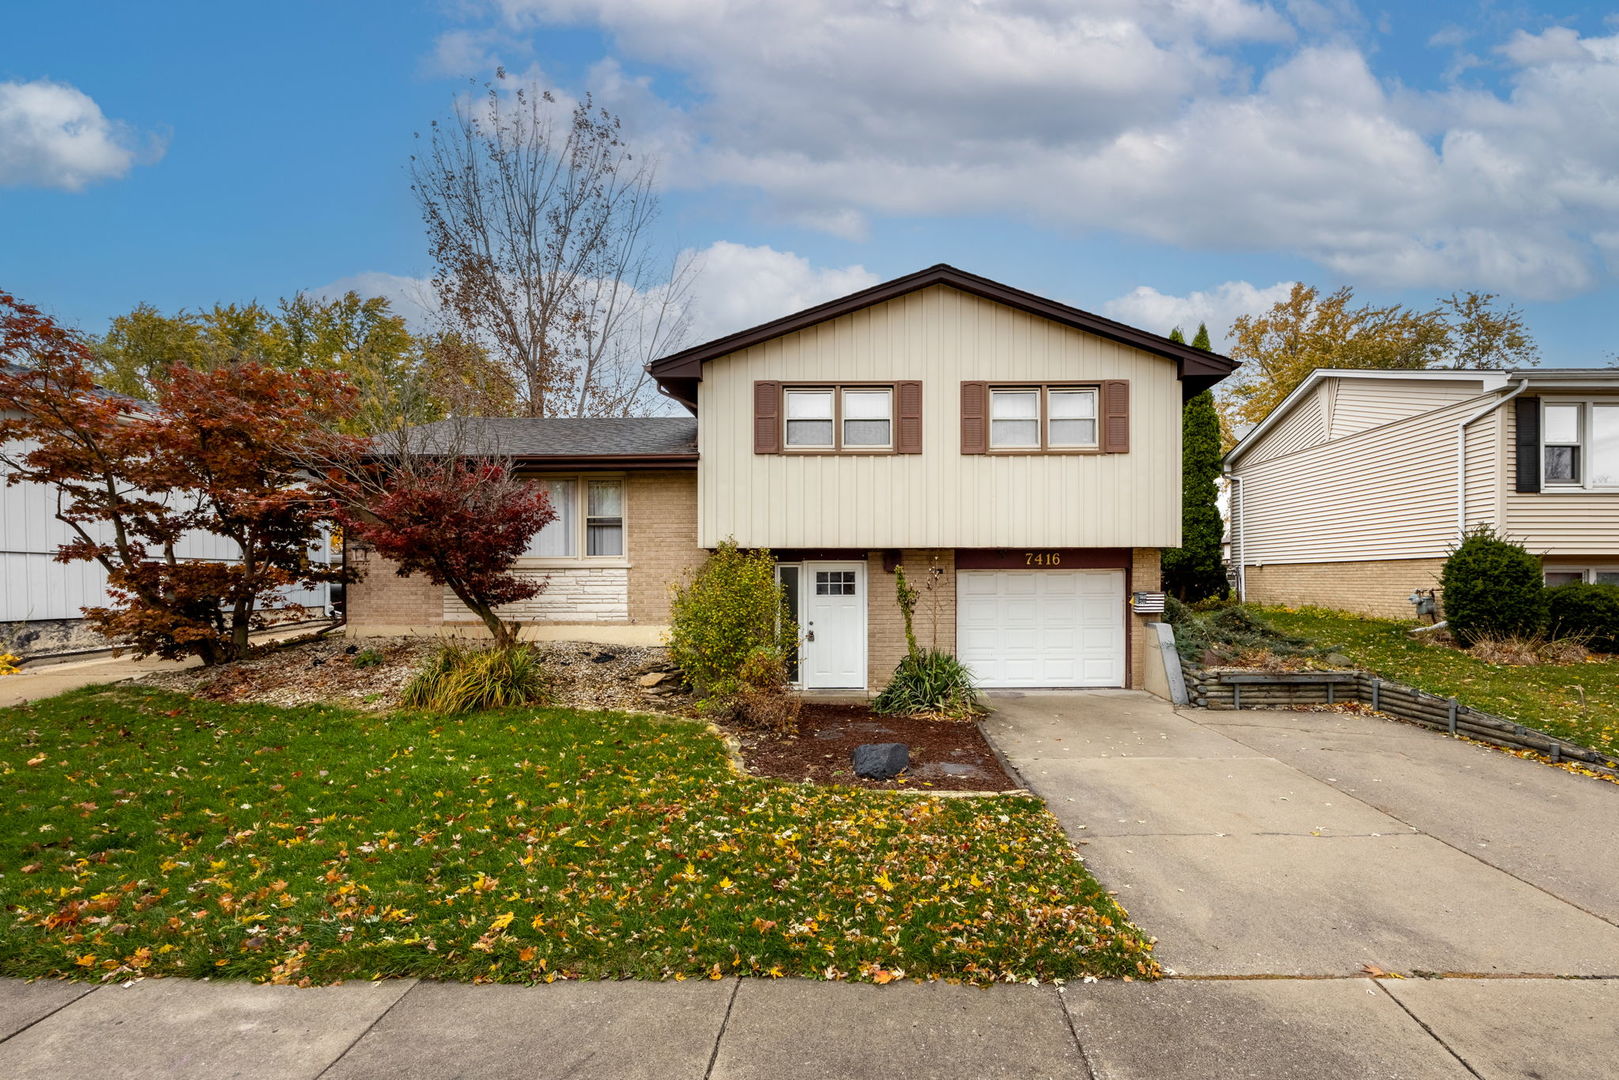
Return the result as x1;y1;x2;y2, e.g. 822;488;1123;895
1456;380;1528;542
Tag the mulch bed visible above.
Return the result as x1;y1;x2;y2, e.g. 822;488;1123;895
727;701;1020;792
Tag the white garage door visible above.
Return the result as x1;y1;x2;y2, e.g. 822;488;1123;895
957;570;1125;688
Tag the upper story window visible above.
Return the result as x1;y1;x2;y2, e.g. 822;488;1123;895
989;386;1099;451
1543;400;1619;488
783;385;894;451
524;476;625;560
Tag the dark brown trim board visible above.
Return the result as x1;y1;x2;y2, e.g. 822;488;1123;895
650;264;1238;407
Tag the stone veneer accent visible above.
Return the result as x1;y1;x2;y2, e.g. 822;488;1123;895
445;567;628;624
1242;558;1447;620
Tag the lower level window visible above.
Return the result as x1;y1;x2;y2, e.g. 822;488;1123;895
525;476;624;559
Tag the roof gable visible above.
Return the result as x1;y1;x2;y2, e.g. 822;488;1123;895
649;264;1237;408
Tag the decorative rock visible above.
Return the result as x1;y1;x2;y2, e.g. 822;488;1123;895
638;672;672;688
852;742;909;780
1325;652;1353;667
591;652;617;664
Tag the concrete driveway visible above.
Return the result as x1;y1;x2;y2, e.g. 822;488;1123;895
983;690;1619;1077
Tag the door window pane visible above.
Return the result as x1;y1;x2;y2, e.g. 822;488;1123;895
785;390;834;447
586;479;624;556
526;479;577;557
1048;389;1097;447
990;390;1039;447
842;389;892;447
776;565;801;682
814;570;856;595
1592;405;1618;487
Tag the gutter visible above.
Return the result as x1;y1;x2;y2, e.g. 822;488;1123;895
1455;379;1529;541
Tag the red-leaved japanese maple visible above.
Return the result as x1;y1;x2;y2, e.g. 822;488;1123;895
323;448;556;649
0;291;354;665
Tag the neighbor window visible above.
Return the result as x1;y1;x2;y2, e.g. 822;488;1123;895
783;385;894;451
989;386;1099;450
524;476;624;559
1543;401;1619;488
1545;566;1619;586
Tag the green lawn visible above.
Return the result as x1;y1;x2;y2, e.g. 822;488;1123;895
1259;607;1619;755
0;686;1155;986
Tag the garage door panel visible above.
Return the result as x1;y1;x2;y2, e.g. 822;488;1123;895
957;570;1125;688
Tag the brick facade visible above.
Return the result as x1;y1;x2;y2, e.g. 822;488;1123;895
626;470;707;626
1242;558;1446;620
346;468;703;641
1129;547;1161;691
345;545;444;631
865;550;956;691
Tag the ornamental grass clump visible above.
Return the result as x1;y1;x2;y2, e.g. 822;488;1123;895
873;563;983;720
400;641;553;714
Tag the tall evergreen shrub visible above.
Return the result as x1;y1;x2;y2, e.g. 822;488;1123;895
1440;528;1546;644
1163;324;1229;601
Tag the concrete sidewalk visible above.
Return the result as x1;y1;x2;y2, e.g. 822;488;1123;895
3;974;1612;1079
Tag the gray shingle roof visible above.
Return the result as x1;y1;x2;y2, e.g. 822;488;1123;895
403;416;697;459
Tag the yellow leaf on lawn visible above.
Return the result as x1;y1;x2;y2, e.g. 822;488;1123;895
490;912;515;931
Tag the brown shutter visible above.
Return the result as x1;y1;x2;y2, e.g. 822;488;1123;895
896;381;923;453
753;380;781;454
960;381;987;454
1101;380;1130;453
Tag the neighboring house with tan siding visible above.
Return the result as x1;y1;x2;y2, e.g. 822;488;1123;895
346;264;1237;691
1225;368;1619;619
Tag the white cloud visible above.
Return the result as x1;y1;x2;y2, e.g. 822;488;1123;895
1103;280;1296;346
463;4;1619;299
314;272;442;330
0;79;160;191
680;242;879;343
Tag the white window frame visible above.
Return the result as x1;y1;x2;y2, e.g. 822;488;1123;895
519;473;628;566
1541;398;1619;491
988;385;1101;452
781;384;896;453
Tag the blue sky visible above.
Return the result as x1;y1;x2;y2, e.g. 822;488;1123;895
4;0;1618;366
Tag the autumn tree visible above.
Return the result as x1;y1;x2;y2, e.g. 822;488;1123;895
1162;325;1229;601
0;291;353;665
90;291;505;432
412;73;693;418
1222;284;1539;428
317;418;556;648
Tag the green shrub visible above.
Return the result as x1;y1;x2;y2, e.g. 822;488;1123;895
1545;583;1619;653
350;648;385;669
733;646;801;735
400;642;553;714
873;649;982;720
1440;528;1546;645
668;540;794;700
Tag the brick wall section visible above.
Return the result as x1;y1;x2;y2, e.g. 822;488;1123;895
865;550;957;691
627;470;707;627
1243;558;1447;620
345;544;444;630
1130;548;1161;690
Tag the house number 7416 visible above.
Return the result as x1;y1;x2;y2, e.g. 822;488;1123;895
1025;552;1062;566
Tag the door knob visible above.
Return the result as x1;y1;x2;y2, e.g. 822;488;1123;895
806;630;815;642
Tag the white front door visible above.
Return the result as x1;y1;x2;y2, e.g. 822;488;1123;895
801;561;866;689
957;570;1125;687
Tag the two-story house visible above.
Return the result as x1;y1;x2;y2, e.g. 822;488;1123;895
345;265;1237;690
1225;368;1619;619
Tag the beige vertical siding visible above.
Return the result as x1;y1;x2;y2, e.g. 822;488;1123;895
1502;402;1619;555
1233;394;1504;564
696;285;1184;549
1326;377;1484;438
